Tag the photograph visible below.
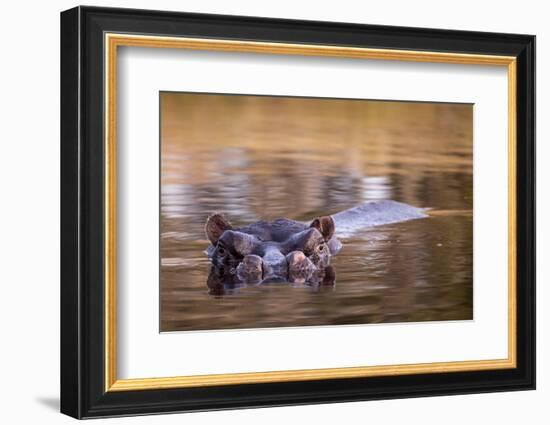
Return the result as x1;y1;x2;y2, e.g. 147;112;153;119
57;4;536;419
160;92;473;332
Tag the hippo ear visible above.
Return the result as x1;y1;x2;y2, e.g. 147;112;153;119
310;216;335;241
205;213;233;244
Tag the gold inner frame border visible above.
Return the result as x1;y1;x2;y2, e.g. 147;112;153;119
104;33;517;392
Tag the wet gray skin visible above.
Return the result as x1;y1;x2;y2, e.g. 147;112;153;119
205;200;428;285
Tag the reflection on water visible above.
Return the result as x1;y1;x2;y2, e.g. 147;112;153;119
160;93;473;332
206;265;337;296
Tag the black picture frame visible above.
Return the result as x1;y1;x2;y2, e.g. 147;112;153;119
61;5;535;419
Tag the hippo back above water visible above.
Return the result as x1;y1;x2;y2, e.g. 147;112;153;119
205;200;428;285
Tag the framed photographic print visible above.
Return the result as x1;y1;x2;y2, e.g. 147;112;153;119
60;6;535;419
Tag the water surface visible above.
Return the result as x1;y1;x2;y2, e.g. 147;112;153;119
160;93;473;332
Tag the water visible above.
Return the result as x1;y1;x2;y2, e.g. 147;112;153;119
160;93;473;332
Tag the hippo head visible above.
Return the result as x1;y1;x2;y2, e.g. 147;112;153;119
205;213;336;284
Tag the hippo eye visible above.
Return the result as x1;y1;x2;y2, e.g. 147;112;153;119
218;246;226;256
318;244;325;252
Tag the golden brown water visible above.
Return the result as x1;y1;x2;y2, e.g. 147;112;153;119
160;93;472;332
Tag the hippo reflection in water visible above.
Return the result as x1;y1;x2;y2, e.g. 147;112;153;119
205;200;428;290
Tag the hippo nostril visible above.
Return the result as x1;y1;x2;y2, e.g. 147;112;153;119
286;251;316;283
286;250;307;267
236;255;263;283
290;251;305;263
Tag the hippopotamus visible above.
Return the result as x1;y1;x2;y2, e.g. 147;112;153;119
204;200;428;286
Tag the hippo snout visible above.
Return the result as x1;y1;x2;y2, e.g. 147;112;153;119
262;250;288;281
235;250;318;284
236;252;290;283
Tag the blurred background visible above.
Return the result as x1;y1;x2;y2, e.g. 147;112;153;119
160;92;473;331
